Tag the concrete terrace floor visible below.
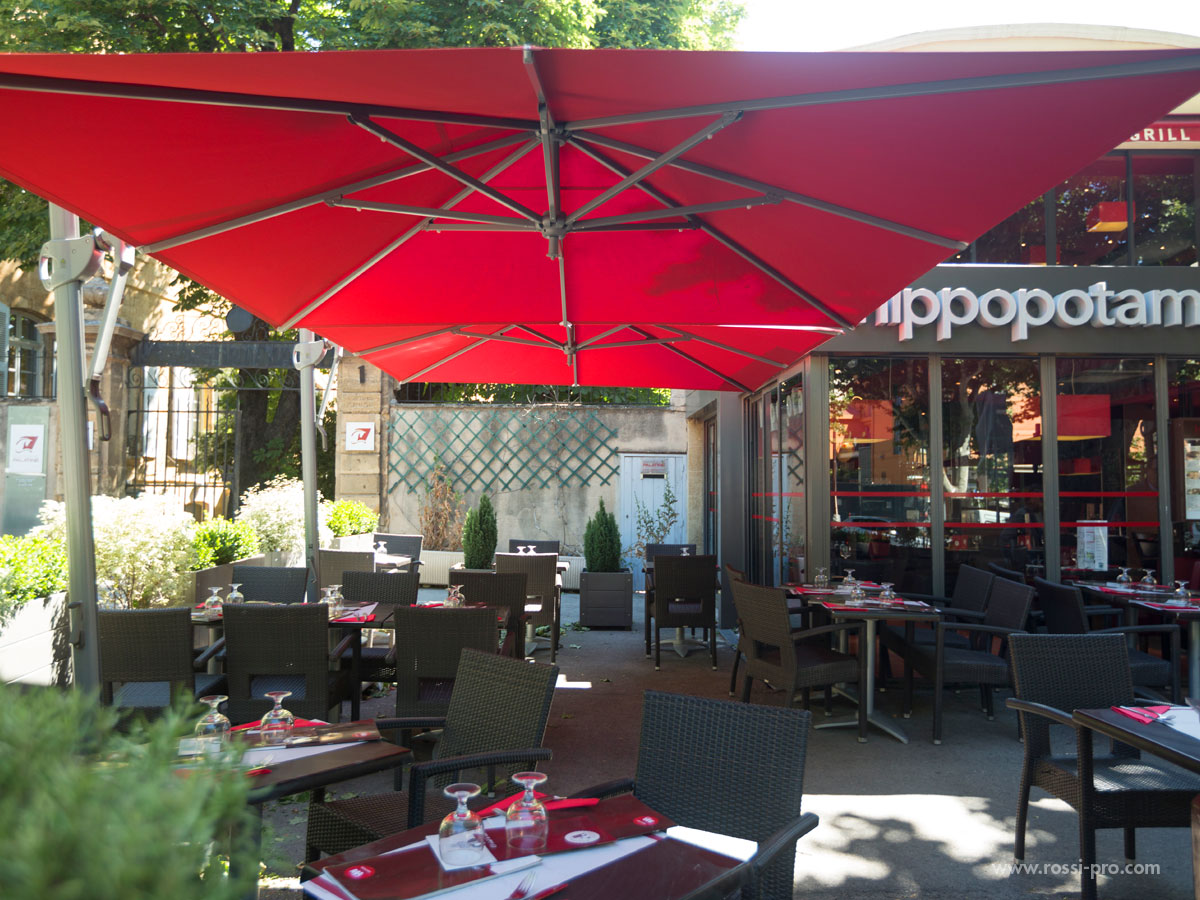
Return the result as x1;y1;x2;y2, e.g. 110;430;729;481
258;589;1195;899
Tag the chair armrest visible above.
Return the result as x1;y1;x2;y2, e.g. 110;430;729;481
791;622;861;644
375;716;448;732
900;592;945;606
329;633;355;660
1093;623;1181;637
937;622;1026;638
747;812;820;889
1005;697;1076;727
407;747;553;827
194;637;225;669
1082;604;1122;620
566;777;635;800
940;608;987;623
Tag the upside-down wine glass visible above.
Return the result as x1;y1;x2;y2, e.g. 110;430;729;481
438;783;488;866
1117;567;1133;585
227;582;244;604
260;691;295;745
879;582;896;601
203;586;223;615
680;546;690;556
838;541;853;560
1141;569;1157;587
194;695;231;752
814;567;829;589
1175;580;1191;599
506;771;549;852
331;584;344;617
842;569;856;588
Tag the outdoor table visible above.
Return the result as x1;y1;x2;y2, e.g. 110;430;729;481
1073;706;1200;898
191;608;226;674
1124;592;1200;698
301;793;751;900
329;603;387;720
809;592;940;744
374;553;413;572
187;733;412;900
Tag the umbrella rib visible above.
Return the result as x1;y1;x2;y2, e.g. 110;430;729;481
281;138;540;330
452;328;565;350
350;114;543;223
570;195;780;230
523;48;562;254
143;133;532;253
327;198;535;228
569;137;853;330
629;326;750;393
571;130;964;250
576;325;628;348
562;54;1200;130
357;324;465;355
390;332;501;383
656;325;800;368
0;70;538;131
565;111;741;227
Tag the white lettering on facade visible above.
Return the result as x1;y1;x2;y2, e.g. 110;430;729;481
877;282;1200;341
1130;127;1194;142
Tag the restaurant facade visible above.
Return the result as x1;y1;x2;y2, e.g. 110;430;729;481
689;27;1200;617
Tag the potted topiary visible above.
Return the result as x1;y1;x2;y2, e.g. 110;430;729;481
461;494;498;571
579;499;633;628
324;499;380;551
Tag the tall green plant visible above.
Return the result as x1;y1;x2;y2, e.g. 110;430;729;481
461;494;497;569
191;516;260;570
583;499;622;572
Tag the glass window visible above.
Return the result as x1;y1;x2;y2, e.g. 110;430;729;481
829;358;931;593
942;358;1043;589
1131;154;1196;266
780;375;805;584
1167;360;1200;587
963;197;1047;265
1057;157;1129;266
1055;358;1158;583
7;311;51;398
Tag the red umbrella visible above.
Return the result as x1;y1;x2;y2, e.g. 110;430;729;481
1;45;1199;390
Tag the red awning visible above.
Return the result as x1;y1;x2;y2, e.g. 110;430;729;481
0;46;1197;389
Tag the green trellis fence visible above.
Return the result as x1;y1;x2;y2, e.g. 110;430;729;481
386;406;620;497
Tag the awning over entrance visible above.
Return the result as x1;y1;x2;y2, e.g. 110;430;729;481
2;46;1199;389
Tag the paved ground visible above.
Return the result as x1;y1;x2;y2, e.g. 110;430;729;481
258;589;1195;899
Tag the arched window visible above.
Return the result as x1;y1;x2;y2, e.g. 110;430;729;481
5;310;52;398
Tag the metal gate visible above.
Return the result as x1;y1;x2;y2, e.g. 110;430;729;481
125;367;296;519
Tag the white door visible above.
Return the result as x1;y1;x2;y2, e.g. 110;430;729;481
619;453;687;591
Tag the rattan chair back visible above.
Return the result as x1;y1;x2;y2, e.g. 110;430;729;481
507;539;560;554
341;569;420;613
97;607;195;709
231;564;308;604
390;606;498;718
644;543;697;562
987;562;1026;583
729;579;795;688
494;552;559;630
317;549;375;590
222;603;340;723
373;532;422;563
653;555;717;627
449;570;528;654
948;564;995;615
633;691;811;900
984;577;1036;631
1032;577;1088;633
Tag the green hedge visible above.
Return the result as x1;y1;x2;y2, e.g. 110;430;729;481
324;499;379;538
191;517;261;570
0;533;67;625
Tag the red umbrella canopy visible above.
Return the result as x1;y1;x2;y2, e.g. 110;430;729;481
0;46;1198;390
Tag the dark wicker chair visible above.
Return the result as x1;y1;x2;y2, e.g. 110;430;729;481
97;607;225;718
221;603;352;724
231;564;308;604
730;580;866;739
900;576;1035;743
506;539;560;554
987;562;1027;583
879;565;996;674
724;562;748;696
494;552;561;663
305;648;559;862
1033;577;1179;703
646;554;718;670
317;549;375;589
449;569;529;657
389;606;499;719
372;533;423;572
334;570;422;689
568;690;819;900
1006;633;1200;900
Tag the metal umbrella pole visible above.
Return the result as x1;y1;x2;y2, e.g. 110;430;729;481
294;329;324;604
40;204;101;691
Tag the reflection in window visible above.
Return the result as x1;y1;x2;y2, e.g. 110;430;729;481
1055;357;1158;583
780;375;805;584
942;358;1043;590
1132;155;1196;266
829;358;931;594
1167;360;1200;584
7;311;51;398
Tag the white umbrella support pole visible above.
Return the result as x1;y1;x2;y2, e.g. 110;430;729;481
294;330;323;603
40;204;101;691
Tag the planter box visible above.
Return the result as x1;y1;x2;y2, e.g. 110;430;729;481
0;591;71;686
558;556;584;592
332;533;375;551
421;550;465;586
578;570;633;629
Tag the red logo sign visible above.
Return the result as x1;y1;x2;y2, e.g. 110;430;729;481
343;865;374;880
351;427;371;443
16;435;37;451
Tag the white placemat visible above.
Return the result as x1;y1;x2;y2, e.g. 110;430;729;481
1156;708;1200;741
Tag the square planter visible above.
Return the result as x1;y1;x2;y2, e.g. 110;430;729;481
578;570;633;628
0;591;70;686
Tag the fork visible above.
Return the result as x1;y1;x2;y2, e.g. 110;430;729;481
505;870;538;900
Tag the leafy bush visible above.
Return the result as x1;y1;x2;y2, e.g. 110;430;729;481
0;532;67;625
630;478;680;563
583;499;622;573
461;494;497;569
324;499;379;538
37;494;194;608
0;682;257;899
235;476;331;555
191;517;260;570
419;461;465;551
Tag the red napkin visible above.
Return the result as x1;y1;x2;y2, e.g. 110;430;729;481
231;718;326;732
477;789;550;817
333;613;375;623
410;602;443;608
1111;705;1173;724
544;797;599;811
